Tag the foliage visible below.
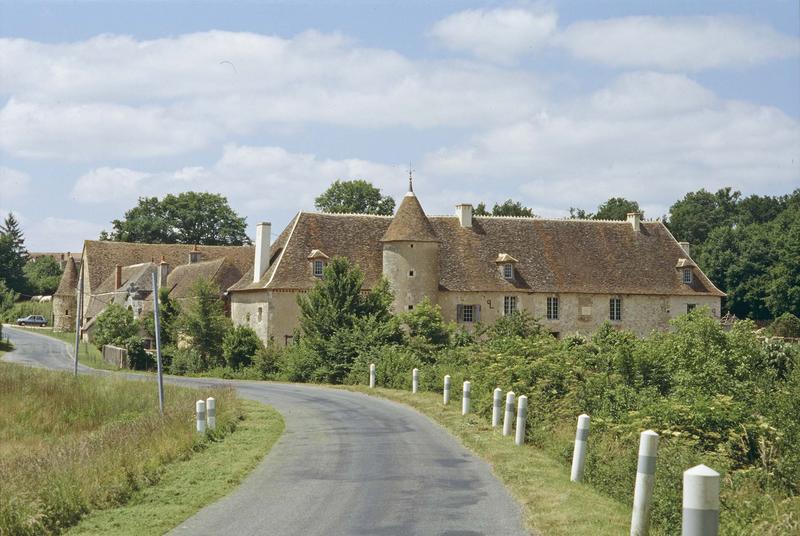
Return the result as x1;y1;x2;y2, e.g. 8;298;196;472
0;213;28;293
314;179;395;215
768;313;800;338
23;256;63;295
570;197;641;220
0;279;18;315
142;286;180;346
0;300;52;324
474;199;534;217
104;192;251;245
124;335;152;370
668;187;741;245
180;278;231;369
222;325;264;369
93;303;139;348
399;296;451;348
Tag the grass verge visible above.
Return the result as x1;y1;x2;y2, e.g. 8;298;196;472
66;399;284;536
342;385;632;536
10;325;118;370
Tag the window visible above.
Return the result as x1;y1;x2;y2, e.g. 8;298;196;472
682;268;693;284
457;304;481;323
257;307;263;322
503;296;517;315
610;298;622;321
409;270;415;277
503;263;514;279
408;304;414;311
313;260;324;277
687;304;696;313
462;305;474;323
546;297;559;320
245;312;251;322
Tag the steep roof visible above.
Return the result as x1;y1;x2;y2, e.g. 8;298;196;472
81;240;253;293
54;257;79;297
230;212;724;297
166;258;243;299
380;192;439;243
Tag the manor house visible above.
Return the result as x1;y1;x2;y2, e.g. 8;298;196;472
228;187;724;344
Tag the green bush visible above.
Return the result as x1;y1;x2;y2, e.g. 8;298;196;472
1;300;52;324
768;312;800;338
252;343;283;379
93;304;138;348
125;336;152;370
222;325;263;369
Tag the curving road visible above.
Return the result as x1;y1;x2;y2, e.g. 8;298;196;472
2;326;529;536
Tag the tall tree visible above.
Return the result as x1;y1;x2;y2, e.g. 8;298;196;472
105;192;250;245
668;187;740;244
0;213;28;292
474;199;534;217
594;197;642;220
314;180;395;215
23;257;63;295
180;278;231;369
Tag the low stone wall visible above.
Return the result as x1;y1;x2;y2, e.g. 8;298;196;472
102;344;128;368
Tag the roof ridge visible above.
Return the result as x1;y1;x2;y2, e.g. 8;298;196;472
265;212;302;288
312;211;394;218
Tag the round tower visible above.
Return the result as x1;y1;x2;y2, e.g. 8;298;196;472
381;186;440;313
52;256;78;332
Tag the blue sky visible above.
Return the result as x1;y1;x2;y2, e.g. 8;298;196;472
1;0;798;251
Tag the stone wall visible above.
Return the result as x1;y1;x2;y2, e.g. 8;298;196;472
382;241;439;313
230;290;302;346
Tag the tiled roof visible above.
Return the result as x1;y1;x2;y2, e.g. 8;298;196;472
381;192;439;243
230;212;724;297
54;257;78;297
82;240;253;293
166;258;243;299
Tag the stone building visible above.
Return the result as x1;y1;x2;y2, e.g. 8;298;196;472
228;187;724;345
52;240;253;338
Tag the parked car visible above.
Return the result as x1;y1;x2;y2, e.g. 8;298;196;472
16;315;48;327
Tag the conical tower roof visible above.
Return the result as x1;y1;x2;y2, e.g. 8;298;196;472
381;191;439;242
54;257;79;296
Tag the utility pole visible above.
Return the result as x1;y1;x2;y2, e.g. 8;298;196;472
151;272;165;415
73;266;83;376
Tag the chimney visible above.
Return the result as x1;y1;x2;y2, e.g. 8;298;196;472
159;256;170;288
189;244;200;264
678;241;691;257
626;212;641;232
456;204;473;228
114;264;122;289
254;222;272;283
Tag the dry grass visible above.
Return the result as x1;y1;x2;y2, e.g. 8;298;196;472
0;362;241;535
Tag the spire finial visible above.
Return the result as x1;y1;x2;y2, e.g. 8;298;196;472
408;162;414;192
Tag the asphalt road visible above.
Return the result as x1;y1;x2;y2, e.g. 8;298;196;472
2;326;529;536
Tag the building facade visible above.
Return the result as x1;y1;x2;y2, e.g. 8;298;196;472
229;188;724;344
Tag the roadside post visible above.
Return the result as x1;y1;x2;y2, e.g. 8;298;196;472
570;414;590;482
631;430;659;536
515;395;528;446
369;363;376;388
682;465;720;536
196;400;207;433
73;268;84;376
206;397;216;430
151;272;165;416
502;391;515;436
443;375;451;405
412;368;419;394
492;387;502;427
461;381;471;415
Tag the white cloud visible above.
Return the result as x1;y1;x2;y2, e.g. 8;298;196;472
0;166;31;200
557;16;799;71
423;72;800;216
430;6;557;63
27;216;105;252
72;167;151;202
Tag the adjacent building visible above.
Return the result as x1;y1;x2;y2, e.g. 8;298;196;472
229;187;724;344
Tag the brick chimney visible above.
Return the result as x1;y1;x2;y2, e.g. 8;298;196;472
456;204;473;228
678;241;691;257
627;212;641;232
254;222;272;283
159;256;170;288
114;264;122;289
189;244;200;264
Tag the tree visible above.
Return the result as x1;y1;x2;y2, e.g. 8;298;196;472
222;325;264;369
314;180;396;215
668;187;740;244
473;199;534;217
93;304;139;348
142;286;180;346
594;197;642;220
105;192;250;245
180;278;231;369
474;203;490;216
400;297;450;347
0;213;28;293
23;257;63;295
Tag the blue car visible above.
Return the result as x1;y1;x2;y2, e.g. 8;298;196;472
16;315;48;327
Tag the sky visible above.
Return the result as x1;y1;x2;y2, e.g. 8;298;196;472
0;0;798;252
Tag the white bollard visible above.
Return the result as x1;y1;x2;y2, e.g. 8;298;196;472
682;464;720;536
443;375;451;405
491;388;502;427
461;381;471;415
412;368;419;394
502;391;516;436
206;397;216;430
369;363;376;388
570;414;590;481
631;430;659;536
515;395;528;446
196;400;206;433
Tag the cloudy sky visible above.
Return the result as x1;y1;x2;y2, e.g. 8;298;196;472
1;0;798;251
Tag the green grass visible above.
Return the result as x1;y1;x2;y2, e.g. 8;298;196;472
0;362;281;535
10;325;119;370
342;385;632;536
66;400;284;536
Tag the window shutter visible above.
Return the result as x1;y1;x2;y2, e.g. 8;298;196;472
456;304;463;322
475;304;481;322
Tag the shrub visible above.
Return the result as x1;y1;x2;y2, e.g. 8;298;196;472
93;304;138;348
252;343;283;379
222;325;263;369
180;278;231;370
768;312;800;338
125;336;152;370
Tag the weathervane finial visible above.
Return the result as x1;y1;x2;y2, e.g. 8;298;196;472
408;162;414;192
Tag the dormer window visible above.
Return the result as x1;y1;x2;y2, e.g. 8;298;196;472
307;249;330;278
503;264;513;279
495;253;519;280
682;267;693;284
313;260;324;277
